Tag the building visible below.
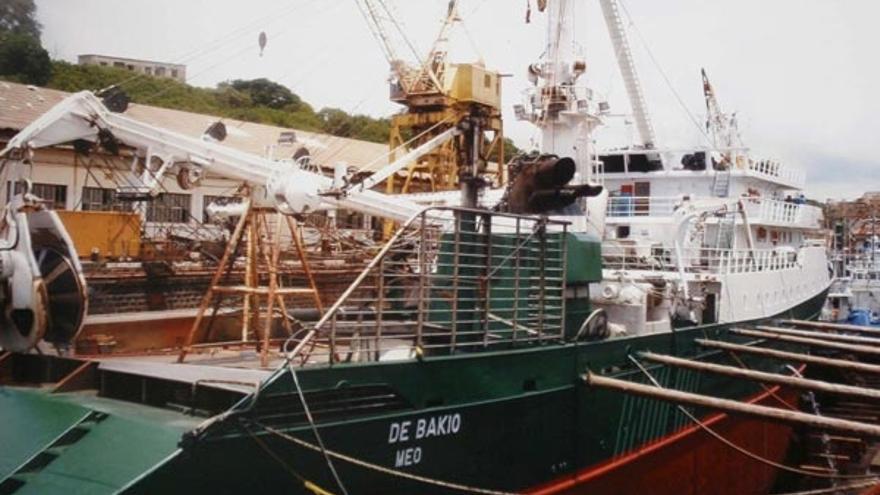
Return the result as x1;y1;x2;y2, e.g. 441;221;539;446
78;54;187;83
0;81;388;244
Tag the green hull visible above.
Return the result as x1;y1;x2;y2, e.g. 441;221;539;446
111;288;827;494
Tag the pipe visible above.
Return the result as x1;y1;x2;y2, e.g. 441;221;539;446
584;372;880;438
639;351;880;402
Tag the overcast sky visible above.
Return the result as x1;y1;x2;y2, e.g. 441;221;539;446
35;0;880;200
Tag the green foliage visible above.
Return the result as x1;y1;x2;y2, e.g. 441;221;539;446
0;0;41;39
43;61;390;143
221;78;302;110
0;33;51;85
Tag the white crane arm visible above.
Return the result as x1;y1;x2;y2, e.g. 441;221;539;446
0;91;422;222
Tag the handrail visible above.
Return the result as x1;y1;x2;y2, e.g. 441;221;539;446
286;206;570;365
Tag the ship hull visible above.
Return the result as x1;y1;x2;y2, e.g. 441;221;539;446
124;287;827;495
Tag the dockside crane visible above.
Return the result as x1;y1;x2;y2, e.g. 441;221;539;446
354;0;505;194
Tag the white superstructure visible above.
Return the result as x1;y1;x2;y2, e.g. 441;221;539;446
523;0;831;334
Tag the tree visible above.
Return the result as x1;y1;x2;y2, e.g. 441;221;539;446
0;33;51;85
0;0;41;39
222;78;302;110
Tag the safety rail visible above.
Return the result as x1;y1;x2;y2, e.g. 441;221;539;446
747;160;805;188
741;198;822;229
603;244;800;275
287;207;569;365
607;196;822;229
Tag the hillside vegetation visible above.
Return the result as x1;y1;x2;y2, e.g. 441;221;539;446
46;61;391;143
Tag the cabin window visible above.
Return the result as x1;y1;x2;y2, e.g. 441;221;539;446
146;193;191;223
81;187;132;212
8;181;67;209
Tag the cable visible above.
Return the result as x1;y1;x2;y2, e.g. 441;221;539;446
288;362;350;495
252;419;519;495
615;0;713;146
626;354;880;481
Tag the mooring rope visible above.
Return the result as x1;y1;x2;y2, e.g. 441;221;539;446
771;479;880;495
627;354;880;481
288;362;350;495
249;419;518;495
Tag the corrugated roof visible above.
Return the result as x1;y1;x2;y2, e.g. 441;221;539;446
0;81;388;169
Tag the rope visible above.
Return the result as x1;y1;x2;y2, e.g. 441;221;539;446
243;422;338;495
251;420;518;495
771;479;879;495
288;362;350;495
626;355;880;481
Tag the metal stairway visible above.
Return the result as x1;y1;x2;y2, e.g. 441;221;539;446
600;0;657;148
712;169;731;198
714;211;736;249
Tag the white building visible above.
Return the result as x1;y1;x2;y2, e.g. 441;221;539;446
78;54;187;83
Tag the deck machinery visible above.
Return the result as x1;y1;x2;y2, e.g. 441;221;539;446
357;0;505;194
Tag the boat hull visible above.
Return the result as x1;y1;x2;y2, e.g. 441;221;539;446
123;287;827;494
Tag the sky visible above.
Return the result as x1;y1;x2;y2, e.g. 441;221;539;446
34;0;880;201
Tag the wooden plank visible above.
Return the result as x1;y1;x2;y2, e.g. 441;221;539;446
584;372;880;437
640;351;880;402
784;319;880;336
731;328;880;357
696;338;880;375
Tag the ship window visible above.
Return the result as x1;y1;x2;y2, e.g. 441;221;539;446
146;192;191;223
484;74;491;88
616;225;630;239
8;181;67;209
523;378;537;391
81;187;133;212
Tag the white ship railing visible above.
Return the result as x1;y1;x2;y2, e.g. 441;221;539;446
741;199;823;229
603;244;800;275
746;160;805;188
607;196;822;229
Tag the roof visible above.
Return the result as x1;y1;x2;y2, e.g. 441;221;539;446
0;81;388;169
78;54;186;68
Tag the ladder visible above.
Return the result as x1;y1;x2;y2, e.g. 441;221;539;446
714;211;736;249
712;169;731;198
600;0;657;149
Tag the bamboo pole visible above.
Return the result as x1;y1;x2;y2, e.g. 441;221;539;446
639;351;880;401
783;319;880;336
755;325;880;346
732;328;880;357
696;339;880;375
584;372;880;437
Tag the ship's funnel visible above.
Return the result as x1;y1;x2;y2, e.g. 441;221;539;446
505;155;603;214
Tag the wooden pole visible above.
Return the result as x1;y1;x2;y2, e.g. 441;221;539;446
755;325;880;346
584;372;880;438
696;338;880;375
732;328;880;357
178;201;251;363
639;351;880;401
784;319;880;336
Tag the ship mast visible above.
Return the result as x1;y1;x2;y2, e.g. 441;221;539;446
516;0;600;185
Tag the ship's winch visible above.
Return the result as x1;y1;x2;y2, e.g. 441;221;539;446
0;193;87;352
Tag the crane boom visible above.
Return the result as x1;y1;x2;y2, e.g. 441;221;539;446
0;91;423;222
599;0;657;150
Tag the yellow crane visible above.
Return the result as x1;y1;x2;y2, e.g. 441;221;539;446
355;0;505;194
